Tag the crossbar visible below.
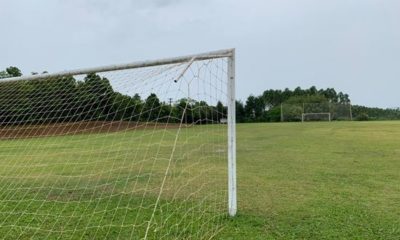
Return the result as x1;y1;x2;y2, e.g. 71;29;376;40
302;112;331;122
0;48;234;83
302;113;331;116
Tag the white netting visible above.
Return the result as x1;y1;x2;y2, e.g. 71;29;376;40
281;102;352;122
302;113;331;122
0;55;230;239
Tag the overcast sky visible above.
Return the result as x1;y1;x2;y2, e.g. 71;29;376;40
0;0;399;108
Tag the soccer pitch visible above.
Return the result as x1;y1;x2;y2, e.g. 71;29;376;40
219;121;400;239
0;124;228;239
0;121;399;239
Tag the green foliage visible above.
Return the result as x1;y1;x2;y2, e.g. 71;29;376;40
235;101;246;123
244;95;265;122
142;93;161;121
356;113;370;121
236;86;354;123
0;66;22;79
285;94;328;104
264;106;281;122
353;105;400;121
0;71;9;79
6;66;22;77
281;104;304;122
235;86;399;122
2;66;399;123
261;86;350;107
0;70;227;125
216;100;227;121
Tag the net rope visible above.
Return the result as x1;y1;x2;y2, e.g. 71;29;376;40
0;57;229;239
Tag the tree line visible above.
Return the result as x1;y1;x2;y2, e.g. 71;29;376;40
0;67;227;125
1;66;399;124
236;86;400;122
351;105;400;121
236;86;352;122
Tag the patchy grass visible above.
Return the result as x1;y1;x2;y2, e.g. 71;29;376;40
0;121;400;239
218;121;400;239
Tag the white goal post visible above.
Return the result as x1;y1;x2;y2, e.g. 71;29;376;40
281;102;352;122
302;112;331;122
0;49;236;238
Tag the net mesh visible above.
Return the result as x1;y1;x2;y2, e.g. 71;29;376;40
302;113;331;122
0;57;229;239
281;103;352;122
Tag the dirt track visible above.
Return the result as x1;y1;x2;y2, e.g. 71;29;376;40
0;121;181;140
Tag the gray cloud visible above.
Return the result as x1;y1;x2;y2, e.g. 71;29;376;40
0;0;399;108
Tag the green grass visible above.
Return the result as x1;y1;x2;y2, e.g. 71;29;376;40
219;121;400;239
0;121;400;239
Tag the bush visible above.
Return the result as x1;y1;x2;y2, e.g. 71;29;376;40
356;113;369;121
265;107;281;122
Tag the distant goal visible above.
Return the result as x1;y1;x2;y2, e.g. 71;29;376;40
302;113;331;122
281;102;352;122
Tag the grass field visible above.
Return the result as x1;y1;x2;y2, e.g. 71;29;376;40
0;121;400;239
219;121;400;239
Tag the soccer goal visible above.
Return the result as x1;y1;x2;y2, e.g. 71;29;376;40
0;49;236;239
302;113;331;122
282;102;352;122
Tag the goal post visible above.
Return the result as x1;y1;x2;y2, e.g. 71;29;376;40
0;49;236;238
0;49;234;83
281;102;352;122
227;50;237;217
302;112;331;122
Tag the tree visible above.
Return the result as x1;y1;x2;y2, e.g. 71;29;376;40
175;98;192;123
6;66;22;77
0;71;9;79
216;101;226;122
192;100;209;124
244;95;265;121
236;101;246;123
308;86;318;95
338;92;350;104
81;73;115;120
265;106;282;122
110;93;133;121
142;93;161;121
123;93;143;121
245;95;257;120
0;80;30;124
285;94;328;104
1;65;364;124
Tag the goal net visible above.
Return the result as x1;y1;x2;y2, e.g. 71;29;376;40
281;102;352;122
302;113;331;122
0;49;236;239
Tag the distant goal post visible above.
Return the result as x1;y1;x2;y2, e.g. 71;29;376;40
281;102;353;122
302;112;331;122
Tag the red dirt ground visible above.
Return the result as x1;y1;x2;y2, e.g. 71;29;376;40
0;121;181;140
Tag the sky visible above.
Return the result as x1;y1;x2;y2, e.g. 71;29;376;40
0;0;399;108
